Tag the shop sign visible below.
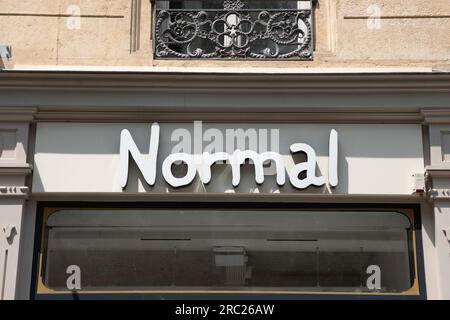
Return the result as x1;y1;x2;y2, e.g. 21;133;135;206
119;123;338;190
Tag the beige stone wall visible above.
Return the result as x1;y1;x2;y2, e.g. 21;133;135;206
0;0;449;69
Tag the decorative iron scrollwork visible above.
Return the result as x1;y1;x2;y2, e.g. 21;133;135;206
223;0;245;10
154;1;313;60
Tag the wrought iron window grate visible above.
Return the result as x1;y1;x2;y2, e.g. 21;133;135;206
153;0;313;60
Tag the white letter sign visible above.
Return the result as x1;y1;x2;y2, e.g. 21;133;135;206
120;123;339;190
120;123;160;188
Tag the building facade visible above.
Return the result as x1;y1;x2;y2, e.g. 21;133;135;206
0;0;450;299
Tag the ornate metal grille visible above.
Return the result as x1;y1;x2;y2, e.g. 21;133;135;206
153;0;313;60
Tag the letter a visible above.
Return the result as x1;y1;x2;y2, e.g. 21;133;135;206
289;143;326;189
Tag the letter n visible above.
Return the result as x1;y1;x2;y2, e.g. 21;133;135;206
120;123;160;188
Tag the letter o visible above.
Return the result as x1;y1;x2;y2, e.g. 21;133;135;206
162;153;196;188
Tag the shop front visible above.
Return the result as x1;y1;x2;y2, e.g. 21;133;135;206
29;121;426;299
1;71;449;300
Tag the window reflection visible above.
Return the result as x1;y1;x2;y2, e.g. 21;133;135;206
43;209;414;293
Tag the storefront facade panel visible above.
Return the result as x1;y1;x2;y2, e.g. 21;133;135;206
1;0;450;302
0;72;449;300
20;119;429;299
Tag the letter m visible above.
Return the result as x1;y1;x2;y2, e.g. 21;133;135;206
120;123;160;188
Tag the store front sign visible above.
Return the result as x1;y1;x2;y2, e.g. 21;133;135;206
119;123;338;190
33;123;424;195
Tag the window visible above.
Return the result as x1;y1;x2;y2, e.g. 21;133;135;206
32;204;423;298
153;0;313;59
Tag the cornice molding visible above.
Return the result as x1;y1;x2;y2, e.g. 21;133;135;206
0;107;425;123
0;107;37;122
422;109;450;124
0;164;33;176
29;192;422;203
0;71;449;93
426;166;450;178
33;110;424;123
0;71;448;123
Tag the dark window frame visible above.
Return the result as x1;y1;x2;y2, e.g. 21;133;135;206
30;202;427;300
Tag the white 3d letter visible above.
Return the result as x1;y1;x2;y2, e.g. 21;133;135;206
259;152;286;186
162;153;196;188
120;123;160;188
329;129;338;187
289;143;326;189
230;150;285;187
202;152;230;184
230;150;262;187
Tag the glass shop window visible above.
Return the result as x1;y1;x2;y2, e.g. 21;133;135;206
36;207;419;296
